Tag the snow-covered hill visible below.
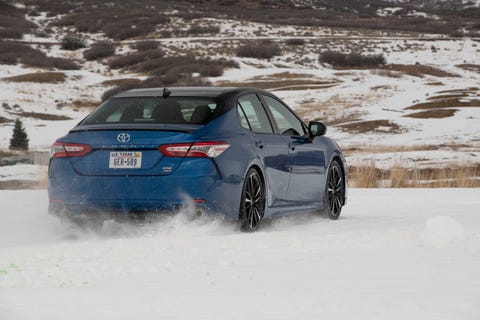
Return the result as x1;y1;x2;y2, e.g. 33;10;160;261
1;188;479;319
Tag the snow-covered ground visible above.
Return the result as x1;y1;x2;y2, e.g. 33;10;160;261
1;188;479;319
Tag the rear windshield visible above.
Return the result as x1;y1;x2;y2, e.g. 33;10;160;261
81;97;218;125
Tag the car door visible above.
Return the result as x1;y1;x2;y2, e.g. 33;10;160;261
237;93;291;207
261;94;326;204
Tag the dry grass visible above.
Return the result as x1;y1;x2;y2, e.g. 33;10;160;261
350;161;377;188
436;87;478;94
426;93;468;100
338;119;403;134
456;64;480;73
342;144;470;157
349;164;480;188
3;72;66;83
406;98;480;110
382;64;458;78
403;108;458;118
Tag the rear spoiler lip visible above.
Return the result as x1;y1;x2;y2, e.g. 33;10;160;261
69;123;202;134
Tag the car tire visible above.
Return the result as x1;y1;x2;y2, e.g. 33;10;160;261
239;168;265;232
322;159;345;220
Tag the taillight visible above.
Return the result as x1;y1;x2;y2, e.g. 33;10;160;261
159;141;230;158
50;142;92;158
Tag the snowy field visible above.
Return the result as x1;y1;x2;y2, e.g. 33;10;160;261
1;188;479;320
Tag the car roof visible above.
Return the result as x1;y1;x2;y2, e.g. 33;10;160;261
112;87;256;98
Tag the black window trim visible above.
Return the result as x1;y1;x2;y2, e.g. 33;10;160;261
237;103;252;131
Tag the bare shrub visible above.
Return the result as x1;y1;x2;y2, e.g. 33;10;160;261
48;57;80;70
103;22;156;40
285;38;305;46
0;40;80;70
0;28;23;39
21;55;80;70
187;25;220;35
236;43;281;59
108;49;165;69
198;64;224;77
103;53;236;101
132;40;159;51
4;72;66;83
83;42;115;61
61;34;86;50
320;51;386;67
56;9;169;40
0;2;36;39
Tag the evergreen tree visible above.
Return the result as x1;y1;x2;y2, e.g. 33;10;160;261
9;118;29;150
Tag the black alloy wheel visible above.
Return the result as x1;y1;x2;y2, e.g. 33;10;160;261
240;168;265;231
323;160;345;219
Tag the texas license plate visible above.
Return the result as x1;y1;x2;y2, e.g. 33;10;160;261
109;152;142;169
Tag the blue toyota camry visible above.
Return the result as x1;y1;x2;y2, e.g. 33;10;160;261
48;87;347;231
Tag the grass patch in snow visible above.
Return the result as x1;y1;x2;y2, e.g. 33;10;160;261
456;64;480;73
406;98;480;110
403;108;458;118
3;72;66;83
338;119;403;134
381;64;458;78
0;116;13;124
320;51;386;68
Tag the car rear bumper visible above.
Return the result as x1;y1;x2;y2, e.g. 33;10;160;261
48;158;242;219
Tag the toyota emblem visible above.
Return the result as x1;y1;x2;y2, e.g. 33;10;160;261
117;133;131;143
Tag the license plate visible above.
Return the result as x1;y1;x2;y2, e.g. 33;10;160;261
109;152;142;169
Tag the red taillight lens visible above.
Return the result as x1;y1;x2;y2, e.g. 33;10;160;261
159;141;230;158
50;142;92;158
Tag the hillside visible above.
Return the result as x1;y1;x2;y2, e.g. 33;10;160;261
0;0;479;187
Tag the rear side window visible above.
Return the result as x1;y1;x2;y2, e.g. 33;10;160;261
262;95;306;136
82;97;217;125
237;94;273;133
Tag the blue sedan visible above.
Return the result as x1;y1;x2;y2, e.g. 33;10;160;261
48;87;347;231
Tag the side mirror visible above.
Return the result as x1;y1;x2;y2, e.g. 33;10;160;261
309;121;327;137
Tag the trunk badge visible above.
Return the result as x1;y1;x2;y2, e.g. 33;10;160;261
117;133;131;143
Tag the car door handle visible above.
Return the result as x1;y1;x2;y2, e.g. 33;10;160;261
255;140;265;149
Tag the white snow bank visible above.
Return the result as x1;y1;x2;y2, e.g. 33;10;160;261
421;215;465;248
